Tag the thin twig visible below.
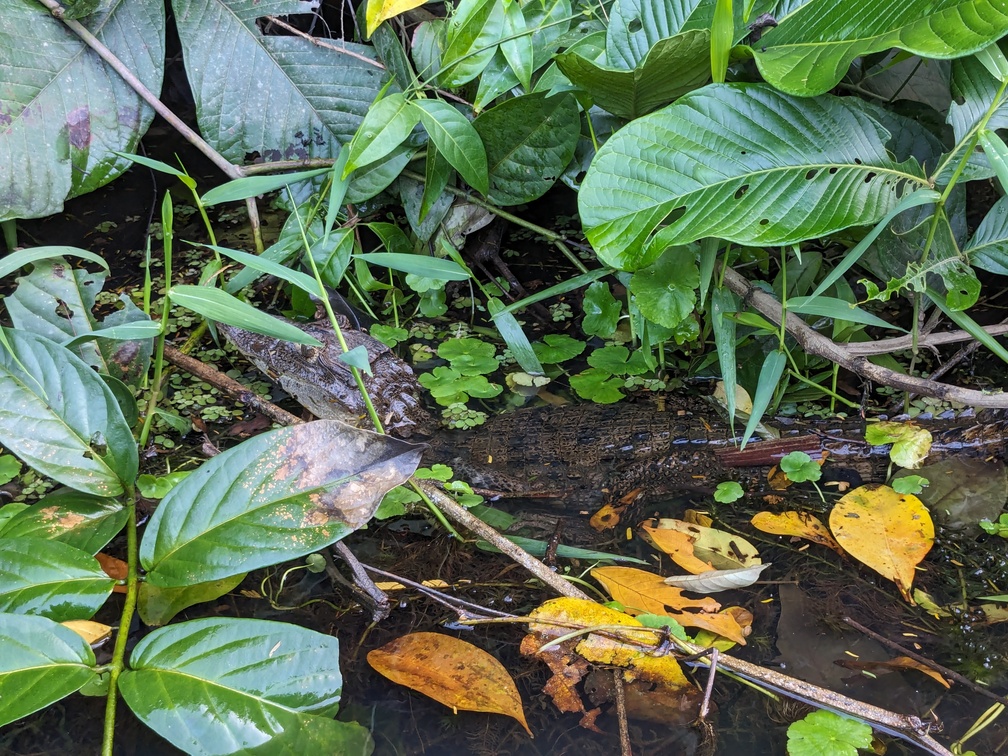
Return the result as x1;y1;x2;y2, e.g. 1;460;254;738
844;324;1008;356
264;15;385;69
332;541;391;621
842;616;1008;708
362;564;516;619
612;671;632;756
722;267;1008;408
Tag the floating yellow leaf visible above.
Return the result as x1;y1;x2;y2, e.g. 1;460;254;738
365;0;428;38
829;484;934;602
368;632;531;735
674;607;750;646
524;597;693;690
864;420;932;469
643;518;761;571
837;656;950;688
592;566;721;614
750;510;844;555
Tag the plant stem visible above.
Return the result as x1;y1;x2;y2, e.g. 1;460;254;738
101;485;139;756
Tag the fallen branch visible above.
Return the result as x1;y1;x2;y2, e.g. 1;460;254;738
722;267;1008;408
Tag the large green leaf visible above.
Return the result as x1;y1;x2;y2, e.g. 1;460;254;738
119;617;373;755
754;0;1008;96
606;0;771;68
0;490;127;555
556;29;709;119
946;55;1008;183
138;574;247;627
966;195;1008;274
140;421;423;587
472;92;580;205
629;246;698;328
0;613;97;728
6;257;154;383
0;538;115;621
579;84;928;271
411;99;489;195
172;0;387;164
0;0;164;220
0;329;138;497
343;92;420;175
439;0;505;87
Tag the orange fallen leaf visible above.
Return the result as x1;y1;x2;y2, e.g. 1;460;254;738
692;606;753;651
61;619;112;646
643;518;761;571
368;632;531;736
675;607;750;646
592;566;721;615
96;553;128;594
750;510;844;555
640;523;714;574
829;484;934;603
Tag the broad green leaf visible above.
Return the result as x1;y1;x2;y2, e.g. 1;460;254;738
138;574;246;627
579;84;928;271
754;0;1008;96
473;92;580;205
412;18;445;83
966;196;1008;274
629;246;699;328
0;246;108;281
974;41;1008;82
0;614;97;728
201;167;332;206
979;129;1008;195
787;710;873;756
411;99;489;195
310;227;357;289
7;257;154;383
356;252;470;280
0;491;126;555
556;30;710;119
173;0;387;164
168;285;323;346
606;0;764;68
366;0;428;37
440;0;505;87
948;55;1008;181
501;0;533;89
120;618;373;754
0;329;137;496
582;281;622;338
0;538;115;621
345;142;418;203
532;334;586;364
343;92;420;176
140;421;423;586
0;0;164;220
742;349;786;448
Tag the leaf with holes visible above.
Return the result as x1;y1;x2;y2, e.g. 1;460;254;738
579;84;927;271
754;0;1008;96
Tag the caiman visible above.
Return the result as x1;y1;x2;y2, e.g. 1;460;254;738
220;320;1008;504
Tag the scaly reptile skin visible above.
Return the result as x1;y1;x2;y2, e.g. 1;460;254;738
222;321;1008;501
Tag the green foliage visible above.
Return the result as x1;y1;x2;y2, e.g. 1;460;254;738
779;452;821;484
786;710;873;756
979;513;1008;537
419;365;503;405
891;475;929;495
713;481;744;503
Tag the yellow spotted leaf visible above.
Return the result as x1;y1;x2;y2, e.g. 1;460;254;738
365;0;428;38
368;632;531;735
864;420;932;469
829;484;934;602
592;566;721;615
644;518;761;571
750;510;844;555
525;597;692;689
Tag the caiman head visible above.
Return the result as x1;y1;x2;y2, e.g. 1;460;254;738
218;319;437;438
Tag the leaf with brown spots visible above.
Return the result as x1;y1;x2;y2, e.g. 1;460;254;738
140;421;423;589
750;510;844;555
368;632;531;735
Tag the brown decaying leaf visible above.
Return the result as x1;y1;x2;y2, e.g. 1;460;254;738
96;552;128;594
750;510;845;555
829;484;934;603
368;632;532;736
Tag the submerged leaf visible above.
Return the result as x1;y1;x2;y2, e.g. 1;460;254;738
368;632;531;735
